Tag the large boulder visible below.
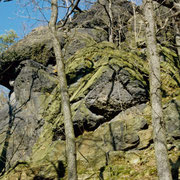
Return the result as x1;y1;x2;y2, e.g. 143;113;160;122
0;27;107;90
0;27;56;90
164;96;180;141
14;60;57;104
0;60;57;171
70;0;133;32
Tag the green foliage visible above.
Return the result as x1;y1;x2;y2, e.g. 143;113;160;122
0;30;18;53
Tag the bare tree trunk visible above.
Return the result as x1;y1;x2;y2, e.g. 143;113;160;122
174;20;180;60
117;15;122;49
98;0;113;42
108;0;113;43
131;0;137;47
143;0;172;180
49;0;77;179
65;0;72;22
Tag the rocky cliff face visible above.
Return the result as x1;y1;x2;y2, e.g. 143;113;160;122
0;1;180;179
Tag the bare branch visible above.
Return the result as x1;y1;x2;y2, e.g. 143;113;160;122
156;11;180;34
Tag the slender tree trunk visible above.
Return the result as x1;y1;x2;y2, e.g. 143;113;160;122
108;0;113;43
65;0;72;22
117;15;122;49
174;20;180;60
131;0;137;46
49;1;77;179
143;0;172;180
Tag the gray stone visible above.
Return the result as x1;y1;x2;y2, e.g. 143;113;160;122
0;60;58;170
164;98;180;139
108;121;140;151
85;67;147;119
14;60;57;103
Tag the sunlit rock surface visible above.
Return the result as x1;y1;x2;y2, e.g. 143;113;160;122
0;0;179;179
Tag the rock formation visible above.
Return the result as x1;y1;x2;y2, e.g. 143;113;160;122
0;0;179;179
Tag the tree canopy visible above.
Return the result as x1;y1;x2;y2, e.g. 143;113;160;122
0;30;18;53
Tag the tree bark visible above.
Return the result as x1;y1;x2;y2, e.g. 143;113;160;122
143;0;172;180
49;0;77;180
131;0;137;47
108;0;113;43
174;19;180;60
65;0;72;22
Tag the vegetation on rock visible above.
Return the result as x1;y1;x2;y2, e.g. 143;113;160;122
0;0;179;179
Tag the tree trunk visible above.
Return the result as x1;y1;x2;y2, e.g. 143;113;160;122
49;0;77;179
142;0;172;180
108;0;113;43
131;0;137;47
65;0;72;22
174;20;180;60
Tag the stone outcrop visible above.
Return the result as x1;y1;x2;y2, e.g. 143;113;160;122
0;0;179;179
164;97;180;141
0;60;58;172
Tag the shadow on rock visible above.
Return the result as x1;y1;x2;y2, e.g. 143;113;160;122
170;156;180;180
